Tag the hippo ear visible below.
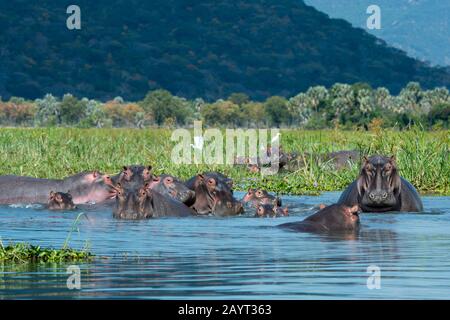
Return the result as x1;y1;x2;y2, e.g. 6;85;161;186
282;207;289;216
143;182;153;191
356;175;368;197
389;155;396;165
49;191;55;199
390;172;401;195
92;171;100;178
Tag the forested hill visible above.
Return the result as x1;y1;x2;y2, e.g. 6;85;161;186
0;0;449;101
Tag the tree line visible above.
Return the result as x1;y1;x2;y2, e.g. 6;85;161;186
0;82;449;129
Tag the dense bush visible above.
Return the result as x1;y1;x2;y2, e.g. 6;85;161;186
0;82;448;129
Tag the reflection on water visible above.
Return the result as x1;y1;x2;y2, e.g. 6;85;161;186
1;192;450;299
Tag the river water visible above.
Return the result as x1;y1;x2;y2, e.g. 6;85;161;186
0;192;449;299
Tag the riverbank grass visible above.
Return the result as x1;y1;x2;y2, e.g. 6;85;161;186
0;127;448;195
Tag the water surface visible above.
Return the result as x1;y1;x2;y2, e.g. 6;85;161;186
1;192;449;299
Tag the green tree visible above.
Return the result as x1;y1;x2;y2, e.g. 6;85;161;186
59;94;88;125
35;94;61;126
228;93;250;106
140;90;191;126
264;96;290;127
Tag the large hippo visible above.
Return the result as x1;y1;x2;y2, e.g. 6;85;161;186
0;171;114;205
148;174;195;205
187;173;243;216
338;155;423;212
111;182;195;220
279;204;360;233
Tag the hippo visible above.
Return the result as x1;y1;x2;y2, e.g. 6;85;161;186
322;150;360;170
279;204;360;233
211;189;244;216
47;191;76;210
338;155;423;212
255;204;288;218
185;171;233;193
111;165;153;188
0;171;114;205
187;173;243;216
148;174;195;205
111;182;195;220
282;150;359;172
242;188;282;208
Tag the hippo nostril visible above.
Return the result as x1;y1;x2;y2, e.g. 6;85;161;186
369;193;376;200
382;192;388;199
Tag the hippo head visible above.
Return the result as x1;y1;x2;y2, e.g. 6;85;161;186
116;165;153;187
148;174;195;205
242;188;257;203
191;174;219;214
306;204;360;231
357;155;401;212
191;174;241;215
111;182;153;220
211;190;244;216
242;188;281;207
254;189;280;204
48;191;76;210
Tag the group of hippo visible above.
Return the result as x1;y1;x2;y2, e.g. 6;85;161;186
0;154;423;235
235;147;362;173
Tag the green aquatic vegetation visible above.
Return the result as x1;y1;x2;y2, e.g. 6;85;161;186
0;241;94;263
0;213;94;264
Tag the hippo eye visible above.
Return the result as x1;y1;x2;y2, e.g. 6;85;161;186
165;177;173;183
208;179;215;185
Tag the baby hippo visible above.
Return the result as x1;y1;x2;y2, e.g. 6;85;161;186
242;188;282;208
255;203;289;218
279;204;360;233
47;191;76;210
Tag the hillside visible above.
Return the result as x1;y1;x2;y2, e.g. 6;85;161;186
305;0;450;67
0;0;449;101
